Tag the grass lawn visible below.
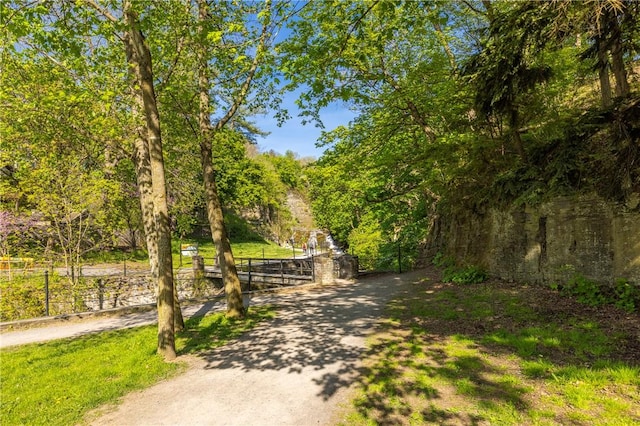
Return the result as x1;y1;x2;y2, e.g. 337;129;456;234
339;271;640;425
0;306;276;426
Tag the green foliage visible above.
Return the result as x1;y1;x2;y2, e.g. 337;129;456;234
347;213;383;271
289;0;640;270
613;278;638;313
562;274;607;306
557;275;639;312
442;265;488;285
0;275;47;321
267;150;304;189
224;213;267;243
3;0;639;284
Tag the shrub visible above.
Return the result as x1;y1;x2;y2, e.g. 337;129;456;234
443;265;488;284
613;278;638;313
558;275;639;313
562;274;606;306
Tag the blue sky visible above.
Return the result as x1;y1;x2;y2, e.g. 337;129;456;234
253;92;356;159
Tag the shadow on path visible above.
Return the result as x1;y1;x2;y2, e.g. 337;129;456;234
196;272;420;400
90;270;425;425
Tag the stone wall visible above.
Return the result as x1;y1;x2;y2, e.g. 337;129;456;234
434;193;640;285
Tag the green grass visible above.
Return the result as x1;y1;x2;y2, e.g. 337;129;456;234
174;239;303;268
64;238;302;269
0;305;275;425
340;279;640;425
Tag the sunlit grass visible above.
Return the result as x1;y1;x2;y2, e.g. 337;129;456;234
0;306;275;426
170;239;301;268
342;279;640;425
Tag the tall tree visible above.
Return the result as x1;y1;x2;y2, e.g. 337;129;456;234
281;1;468;257
461;3;553;162
195;0;276;317
496;0;639;108
121;0;177;358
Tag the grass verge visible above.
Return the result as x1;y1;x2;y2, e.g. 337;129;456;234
0;305;276;426
172;240;302;268
339;274;640;425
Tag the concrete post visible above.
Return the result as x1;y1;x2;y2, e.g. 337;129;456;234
192;255;205;290
313;256;335;285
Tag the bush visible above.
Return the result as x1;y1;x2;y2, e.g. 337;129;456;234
442;265;488;284
557;275;639;313
562;274;606;306
0;277;46;321
613;278;638;313
348;214;383;271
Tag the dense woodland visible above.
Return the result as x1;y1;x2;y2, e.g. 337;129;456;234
2;0;639;357
296;0;640;270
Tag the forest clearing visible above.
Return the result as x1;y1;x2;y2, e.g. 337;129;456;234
2;1;639;423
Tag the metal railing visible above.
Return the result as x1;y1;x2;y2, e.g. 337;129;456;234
0;256;319;322
203;256;316;291
0;268;225;322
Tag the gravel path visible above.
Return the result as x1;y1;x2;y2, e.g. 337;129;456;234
1;270;424;425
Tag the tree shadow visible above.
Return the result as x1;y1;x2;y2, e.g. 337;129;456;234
345;276;640;425
192;272;421;401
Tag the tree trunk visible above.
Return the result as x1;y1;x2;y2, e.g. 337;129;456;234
597;37;613;108
124;1;177;360
200;139;246;318
197;0;245;318
131;129;158;278
126;27;184;334
609;20;629;98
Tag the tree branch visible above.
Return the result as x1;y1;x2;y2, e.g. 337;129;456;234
214;0;272;132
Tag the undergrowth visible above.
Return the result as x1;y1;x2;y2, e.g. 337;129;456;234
433;252;488;284
553;275;639;313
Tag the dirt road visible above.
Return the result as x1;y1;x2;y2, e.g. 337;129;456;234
1;270;425;425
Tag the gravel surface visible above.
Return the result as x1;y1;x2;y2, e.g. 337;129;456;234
1;271;423;426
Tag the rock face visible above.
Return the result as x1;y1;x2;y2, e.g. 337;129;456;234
432;193;640;285
286;190;314;231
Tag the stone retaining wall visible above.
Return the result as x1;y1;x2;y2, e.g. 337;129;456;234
432;193;640;285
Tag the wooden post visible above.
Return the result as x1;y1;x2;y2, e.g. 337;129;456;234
44;271;49;316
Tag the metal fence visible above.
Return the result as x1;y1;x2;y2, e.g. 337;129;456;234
0;253;362;323
0;266;227;322
0;257;317;322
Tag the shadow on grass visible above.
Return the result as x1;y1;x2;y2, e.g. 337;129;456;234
344;278;640;425
177;305;276;354
350;328;531;425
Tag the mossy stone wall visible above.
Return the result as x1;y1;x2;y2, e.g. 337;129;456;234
436;193;640;285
